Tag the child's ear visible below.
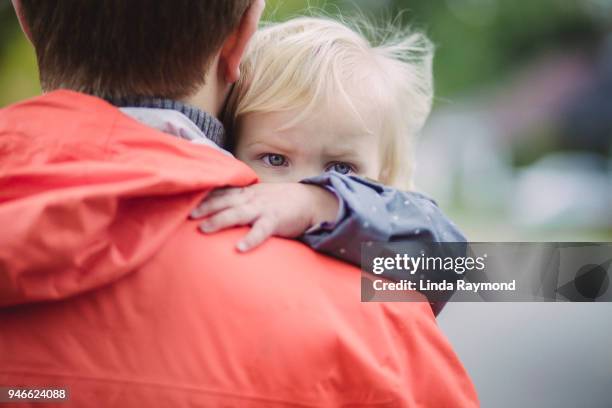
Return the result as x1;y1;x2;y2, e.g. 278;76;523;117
220;0;265;84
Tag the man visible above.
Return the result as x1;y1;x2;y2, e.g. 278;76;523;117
0;1;478;406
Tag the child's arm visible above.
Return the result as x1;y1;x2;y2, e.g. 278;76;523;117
191;174;466;314
300;173;466;250
301;174;466;315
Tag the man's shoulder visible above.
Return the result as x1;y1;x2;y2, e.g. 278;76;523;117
158;223;359;279
0;90;250;178
1;90;115;117
0;91;124;157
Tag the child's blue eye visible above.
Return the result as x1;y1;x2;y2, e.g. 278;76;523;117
262;153;288;167
327;162;354;175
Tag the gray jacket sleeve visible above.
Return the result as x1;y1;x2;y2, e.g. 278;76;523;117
300;173;467;315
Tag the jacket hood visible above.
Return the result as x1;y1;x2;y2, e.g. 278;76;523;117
0;91;257;306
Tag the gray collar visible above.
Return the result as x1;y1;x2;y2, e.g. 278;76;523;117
118;107;231;157
105;96;225;147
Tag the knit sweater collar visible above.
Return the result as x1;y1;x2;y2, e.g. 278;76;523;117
105;96;225;147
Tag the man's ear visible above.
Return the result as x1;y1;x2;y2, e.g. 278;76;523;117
220;0;265;84
11;0;33;44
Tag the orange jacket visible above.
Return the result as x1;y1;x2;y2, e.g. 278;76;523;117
0;91;478;407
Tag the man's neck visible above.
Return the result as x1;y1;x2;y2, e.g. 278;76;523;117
184;63;230;118
184;84;224;119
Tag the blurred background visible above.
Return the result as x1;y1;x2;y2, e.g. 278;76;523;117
1;0;611;406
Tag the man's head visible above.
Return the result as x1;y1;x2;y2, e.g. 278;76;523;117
12;0;264;112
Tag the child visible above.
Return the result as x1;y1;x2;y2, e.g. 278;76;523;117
191;17;465;313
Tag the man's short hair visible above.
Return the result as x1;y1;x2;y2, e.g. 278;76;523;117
19;0;253;99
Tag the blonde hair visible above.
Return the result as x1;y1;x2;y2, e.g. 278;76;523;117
223;16;434;189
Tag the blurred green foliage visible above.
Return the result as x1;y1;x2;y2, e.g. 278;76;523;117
0;0;603;106
0;1;39;105
265;0;601;96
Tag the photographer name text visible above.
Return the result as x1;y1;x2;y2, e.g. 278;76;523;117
373;279;517;293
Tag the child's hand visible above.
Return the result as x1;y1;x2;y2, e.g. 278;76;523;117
190;183;339;252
